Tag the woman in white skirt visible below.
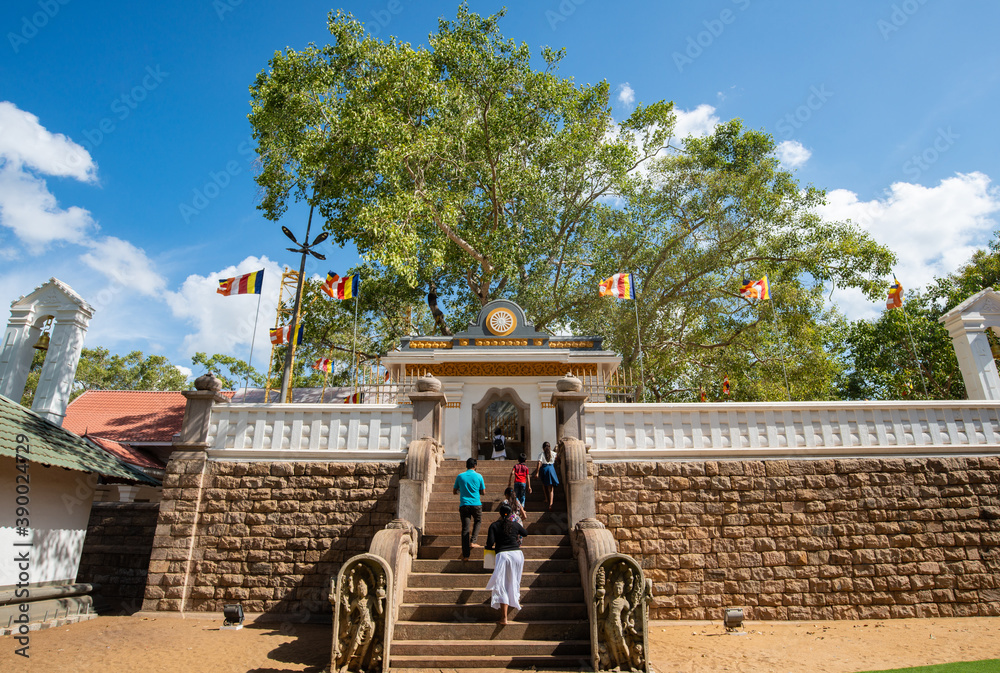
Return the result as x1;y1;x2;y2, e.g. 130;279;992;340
485;503;529;625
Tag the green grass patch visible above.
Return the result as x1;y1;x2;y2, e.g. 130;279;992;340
854;660;1000;673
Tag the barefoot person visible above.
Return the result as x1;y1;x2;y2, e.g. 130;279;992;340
535;441;560;510
453;457;486;562
508;452;531;507
485;503;528;625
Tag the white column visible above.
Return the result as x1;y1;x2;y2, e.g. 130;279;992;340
32;311;90;425
944;318;1000;400
0;312;40;401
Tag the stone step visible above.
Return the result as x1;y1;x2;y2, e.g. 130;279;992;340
411;558;577;574
397;601;587;621
403;586;584;605
391;639;590;657
426;500;566;513
393;619;589;641
421;534;568;547
419;545;572;560
422;520;570;536
390;653;592;670
424;509;569;525
407;572;581;588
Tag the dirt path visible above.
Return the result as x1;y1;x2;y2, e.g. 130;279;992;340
1;615;998;672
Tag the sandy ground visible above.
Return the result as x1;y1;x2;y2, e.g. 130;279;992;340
1;615;999;673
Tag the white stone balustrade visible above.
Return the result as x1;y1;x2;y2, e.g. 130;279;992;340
584;401;1000;460
205;403;412;460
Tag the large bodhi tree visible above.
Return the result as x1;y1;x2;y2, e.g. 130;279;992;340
249;4;674;332
249;4;896;400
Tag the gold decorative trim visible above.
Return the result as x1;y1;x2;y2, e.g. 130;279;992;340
444;402;461;408
549;340;594;349
459;339;469;346
405;362;598;377
475;338;529;347
485;307;517;336
541;402;555;408
534;339;545;346
409;340;453;349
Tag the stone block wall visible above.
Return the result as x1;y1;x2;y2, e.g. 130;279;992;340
595;456;1000;621
78;502;160;614
142;457;400;620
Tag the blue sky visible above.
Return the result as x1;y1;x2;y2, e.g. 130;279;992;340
1;0;999;376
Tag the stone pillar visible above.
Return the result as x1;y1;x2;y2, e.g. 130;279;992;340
174;374;228;450
551;374;594;529
398;375;447;532
551;373;588;441
408;374;446;444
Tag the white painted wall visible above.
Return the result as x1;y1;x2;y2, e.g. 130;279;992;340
0;456;97;588
205;403;412;460
584;401;1000;460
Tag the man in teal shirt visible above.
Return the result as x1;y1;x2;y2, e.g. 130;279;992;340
453;457;487;561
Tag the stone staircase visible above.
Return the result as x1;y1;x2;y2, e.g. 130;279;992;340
391;459;591;669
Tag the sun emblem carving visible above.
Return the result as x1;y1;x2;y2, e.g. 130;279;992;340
486;308;517;336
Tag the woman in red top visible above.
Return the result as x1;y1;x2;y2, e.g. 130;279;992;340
508;453;531;507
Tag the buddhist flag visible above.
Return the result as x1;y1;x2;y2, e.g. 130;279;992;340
269;324;304;346
699;387;706;403
322;272;361;300
739;275;770;301
314;358;332;373
886;277;903;310
218;269;264;296
599;273;635;299
722;376;730;396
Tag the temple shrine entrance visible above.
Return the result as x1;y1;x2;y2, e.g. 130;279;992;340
471;387;530;460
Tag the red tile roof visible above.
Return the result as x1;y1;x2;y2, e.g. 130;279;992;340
63;390;234;443
86;435;165;470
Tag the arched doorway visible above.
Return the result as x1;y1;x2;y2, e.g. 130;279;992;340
471;388;531;460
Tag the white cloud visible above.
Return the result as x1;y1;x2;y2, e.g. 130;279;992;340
175;365;192;380
775;140;811;168
672;104;720;139
617;83;635;110
0;101;99;252
164;256;284;359
0;102;97;182
820;172;1000;320
80;236;167;296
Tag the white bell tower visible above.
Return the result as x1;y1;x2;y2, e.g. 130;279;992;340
0;278;94;425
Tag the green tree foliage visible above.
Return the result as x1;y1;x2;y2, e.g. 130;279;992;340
191;352;267;390
838;237;1000;400
248;4;896;401
20;347;189;406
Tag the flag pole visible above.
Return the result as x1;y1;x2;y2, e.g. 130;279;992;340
900;305;929;396
320;358;331;403
244;288;263;397
632;292;645;402
352;291;360;397
764;273;793;401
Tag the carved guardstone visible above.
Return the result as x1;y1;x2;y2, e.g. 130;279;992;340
331;554;393;673
590;554;652;673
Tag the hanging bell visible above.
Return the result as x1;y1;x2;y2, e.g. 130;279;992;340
33;332;50;351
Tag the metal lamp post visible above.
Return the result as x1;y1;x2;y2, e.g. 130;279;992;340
278;203;329;403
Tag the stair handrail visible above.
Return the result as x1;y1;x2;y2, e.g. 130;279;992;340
397;436;444;533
